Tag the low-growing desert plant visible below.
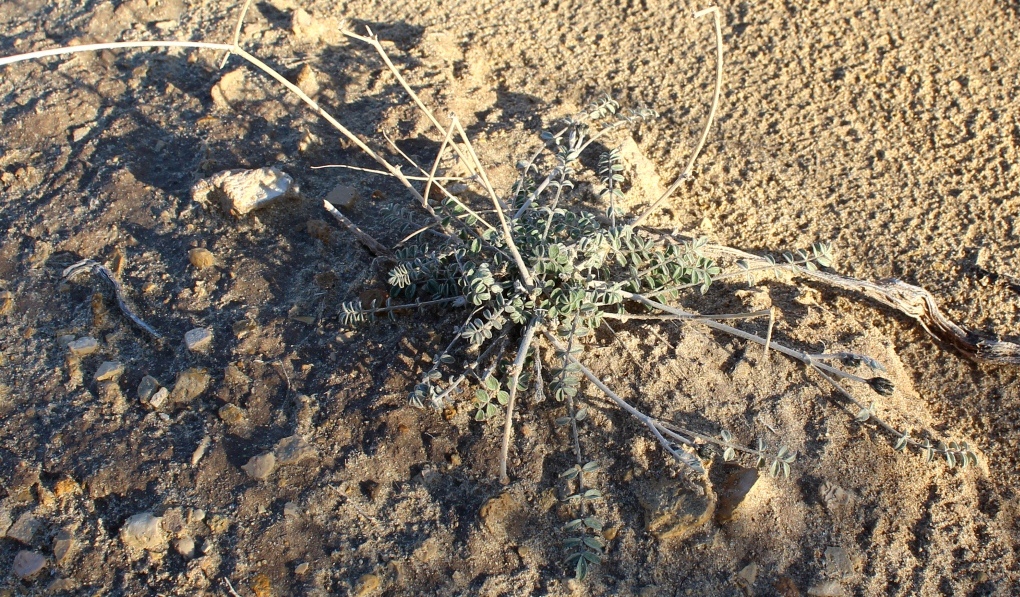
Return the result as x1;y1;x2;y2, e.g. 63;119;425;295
4;2;1016;582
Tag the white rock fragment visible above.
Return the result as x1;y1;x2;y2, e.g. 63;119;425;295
67;336;99;357
241;452;277;480
120;512;166;552
326;184;358;208
274;435;318;466
175;536;196;559
94;361;125;382
184;328;213;353
71;125;93;143
12;550;46;579
137;375;161;404
191;167;296;217
191;434;212;467
148;387;169;410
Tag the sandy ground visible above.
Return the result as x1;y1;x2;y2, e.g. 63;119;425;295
1;0;1019;595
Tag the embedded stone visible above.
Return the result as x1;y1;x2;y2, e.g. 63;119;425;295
218;403;246;425
52;529;75;564
7;511;41;544
188;248;216;269
326;184;358;208
12;550;46;579
67;336;99;357
241;452;276;480
184;328;213;352
94;361;125;382
137;375;161;403
175;536;196;559
637;477;716;541
273;435;317;466
120;512;166;552
148;387;170;410
171;368;211;403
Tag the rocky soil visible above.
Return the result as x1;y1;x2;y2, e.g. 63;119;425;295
1;0;1018;595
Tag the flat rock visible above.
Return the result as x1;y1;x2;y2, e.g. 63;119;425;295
210;68;246;110
637;477;716;541
12;550;46;579
184;328;213;352
7;511;41;544
137;375;161;403
241;452;276;480
715;465;759;524
191;167;295;217
67;336;99;357
273;435;317;466
736;562;758;592
120;512;166;552
326;184;358;208
171;368;211;403
825;546;854;578
53;529;75;564
94;360;124;382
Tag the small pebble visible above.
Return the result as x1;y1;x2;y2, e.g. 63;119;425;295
137;375;161;403
354;573;381;597
188;248;216;269
295;64;320;96
295;561;310;575
190;508;206;522
94;361;125;382
120;512;166;552
148;387;169;410
67;336;99;357
71;125;92;142
175;536;196;559
184;327;213;352
326;184;359;208
241;452;276;480
12;550;46;579
218;403;246;425
171;368;211;403
56;334;75;348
